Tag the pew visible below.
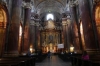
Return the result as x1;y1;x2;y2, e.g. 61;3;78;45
71;55;100;66
0;61;21;66
0;57;36;66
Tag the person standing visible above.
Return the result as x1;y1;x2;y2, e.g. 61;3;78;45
47;51;51;58
81;51;89;60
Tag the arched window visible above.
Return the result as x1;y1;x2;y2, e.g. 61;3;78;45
46;13;54;20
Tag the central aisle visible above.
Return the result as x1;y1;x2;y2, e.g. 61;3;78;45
36;55;71;66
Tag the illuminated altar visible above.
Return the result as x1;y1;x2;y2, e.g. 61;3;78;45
40;20;62;53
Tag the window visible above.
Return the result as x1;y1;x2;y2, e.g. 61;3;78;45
46;13;54;20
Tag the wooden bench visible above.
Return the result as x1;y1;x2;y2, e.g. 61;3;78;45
71;55;100;66
0;57;35;66
0;61;21;66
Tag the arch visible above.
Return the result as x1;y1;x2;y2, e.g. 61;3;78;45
95;3;100;48
36;0;64;14
0;4;8;57
36;0;64;8
46;13;54;20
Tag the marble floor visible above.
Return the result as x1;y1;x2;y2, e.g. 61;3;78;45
36;55;71;66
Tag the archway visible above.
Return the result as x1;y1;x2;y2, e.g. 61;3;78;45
0;5;7;57
95;3;100;48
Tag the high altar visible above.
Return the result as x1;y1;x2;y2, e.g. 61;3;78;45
41;20;62;53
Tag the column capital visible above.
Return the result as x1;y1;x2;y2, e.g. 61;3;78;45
93;0;100;5
22;1;32;9
69;0;79;7
30;21;40;26
30;21;35;25
62;17;67;20
62;21;67;26
0;0;7;6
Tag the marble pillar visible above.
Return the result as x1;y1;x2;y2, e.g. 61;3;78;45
79;0;97;50
37;28;41;50
59;31;62;44
62;21;67;50
22;1;31;53
40;31;42;49
70;6;83;51
29;24;35;52
33;24;38;53
7;0;22;54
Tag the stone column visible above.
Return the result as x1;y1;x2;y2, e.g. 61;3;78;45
79;0;97;50
21;0;31;53
34;22;38;53
62;20;67;50
70;5;83;51
59;31;62;43
37;27;41;50
40;31;42;49
34;22;40;50
7;0;22;55
29;21;38;53
67;21;71;52
29;21;35;53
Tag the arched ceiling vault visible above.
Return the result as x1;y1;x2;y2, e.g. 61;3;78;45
33;0;68;14
34;0;67;8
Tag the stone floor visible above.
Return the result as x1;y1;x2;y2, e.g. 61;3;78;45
36;55;71;66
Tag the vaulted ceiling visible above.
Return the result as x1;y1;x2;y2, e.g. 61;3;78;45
34;0;67;14
33;0;68;14
32;0;68;21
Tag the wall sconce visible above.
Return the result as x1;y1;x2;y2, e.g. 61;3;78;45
70;45;74;52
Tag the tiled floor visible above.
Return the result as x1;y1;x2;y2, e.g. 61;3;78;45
36;55;71;66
